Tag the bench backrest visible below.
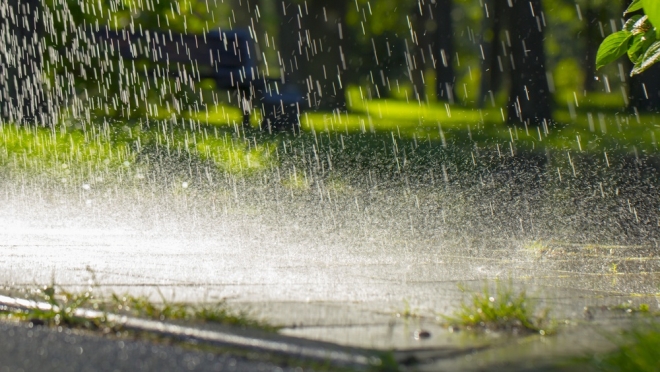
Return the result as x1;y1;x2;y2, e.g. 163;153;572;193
95;27;260;88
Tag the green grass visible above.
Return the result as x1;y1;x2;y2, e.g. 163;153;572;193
1;286;100;329
368;352;400;372
582;322;660;372
0;121;137;180
109;292;279;331
289;86;660;156
3;84;660;188
0;119;273;182
0;285;278;332
188;84;660;161
610;301;653;315
442;281;552;335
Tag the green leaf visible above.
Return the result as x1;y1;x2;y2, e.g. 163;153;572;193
643;0;660;29
623;15;644;33
628;34;644;62
624;15;652;36
628;30;656;63
626;0;643;14
596;31;633;70
631;40;660;75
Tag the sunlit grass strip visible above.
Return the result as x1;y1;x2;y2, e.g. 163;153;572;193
358;99;494;129
0;119;277;179
300;107;499;137
105;95;660;156
188;104;245;127
0;123;137;179
196;136;275;174
442;281;552;334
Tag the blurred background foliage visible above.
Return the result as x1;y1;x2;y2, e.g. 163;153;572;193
5;0;660;154
34;0;638;106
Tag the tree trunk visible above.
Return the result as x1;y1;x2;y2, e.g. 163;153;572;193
583;5;602;92
366;39;393;99
229;0;256;27
278;0;347;112
409;0;457;104
229;0;268;47
432;0;456;103
1;0;43;124
409;5;428;103
505;0;552;126
276;0;304;88
478;0;505;108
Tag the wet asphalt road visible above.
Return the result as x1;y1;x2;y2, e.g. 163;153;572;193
1;166;658;366
0;321;305;372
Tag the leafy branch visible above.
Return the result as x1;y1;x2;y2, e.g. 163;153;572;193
596;0;660;75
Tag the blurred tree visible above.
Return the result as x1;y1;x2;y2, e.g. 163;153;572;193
1;0;44;124
479;0;552;126
582;0;607;92
432;0;457;103
343;0;411;100
228;0;267;41
410;2;429;102
35;0;217;122
402;0;457;103
227;0;276;87
277;0;348;112
507;0;552;125
478;0;505;108
276;1;306;96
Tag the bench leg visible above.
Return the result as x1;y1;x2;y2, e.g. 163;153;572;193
238;88;253;129
242;112;251;128
260;100;300;132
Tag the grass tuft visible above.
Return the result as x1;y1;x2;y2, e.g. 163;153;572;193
110;293;279;332
583;322;660;372
1;285;102;329
609;301;654;315
0;285;278;333
442;280;552;334
368;351;400;372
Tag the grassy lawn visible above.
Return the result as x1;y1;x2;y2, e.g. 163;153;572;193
3;86;659;184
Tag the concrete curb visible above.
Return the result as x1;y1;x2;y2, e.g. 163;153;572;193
0;294;382;369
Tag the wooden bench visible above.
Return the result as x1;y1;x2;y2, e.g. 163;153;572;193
95;27;303;131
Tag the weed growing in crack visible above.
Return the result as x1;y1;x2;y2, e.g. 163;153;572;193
605;300;659;316
395;300;421;319
441;280;552;335
109;292;279;332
